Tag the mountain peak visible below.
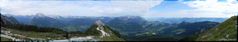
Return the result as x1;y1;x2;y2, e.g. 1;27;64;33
34;13;47;17
94;20;109;38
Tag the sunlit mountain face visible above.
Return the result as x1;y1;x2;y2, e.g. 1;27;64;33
0;0;237;41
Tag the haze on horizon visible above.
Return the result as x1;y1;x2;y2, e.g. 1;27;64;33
0;0;238;18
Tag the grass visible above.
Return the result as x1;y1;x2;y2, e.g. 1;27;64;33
196;16;237;41
2;27;66;40
1;37;12;41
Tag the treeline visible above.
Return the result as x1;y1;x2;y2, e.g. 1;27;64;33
2;24;65;34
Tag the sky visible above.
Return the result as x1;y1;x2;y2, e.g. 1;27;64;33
0;0;238;18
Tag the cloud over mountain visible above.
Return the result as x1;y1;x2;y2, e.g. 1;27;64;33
0;0;237;17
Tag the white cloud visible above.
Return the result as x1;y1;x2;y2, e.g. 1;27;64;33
141;0;238;18
0;0;163;16
181;0;238;17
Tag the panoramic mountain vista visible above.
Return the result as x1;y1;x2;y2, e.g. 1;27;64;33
2;13;236;41
1;0;237;41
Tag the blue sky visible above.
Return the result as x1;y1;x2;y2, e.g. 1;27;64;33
150;1;194;14
0;0;237;18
